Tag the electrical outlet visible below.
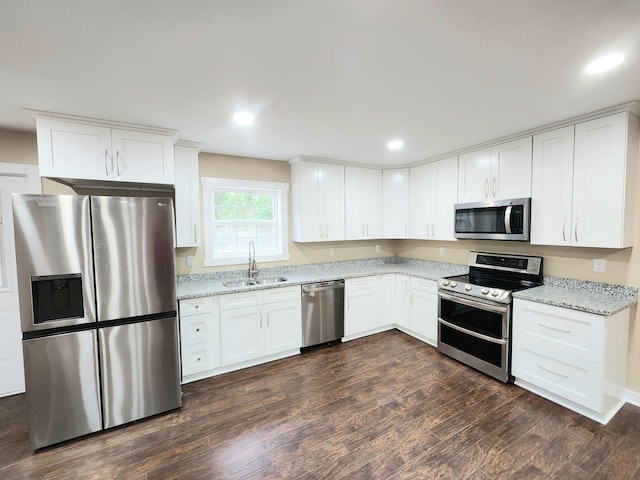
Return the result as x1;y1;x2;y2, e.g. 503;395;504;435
329;248;335;257
186;255;195;267
439;247;445;256
593;258;606;273
376;244;380;253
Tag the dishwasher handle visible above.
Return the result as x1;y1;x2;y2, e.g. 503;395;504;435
302;281;344;293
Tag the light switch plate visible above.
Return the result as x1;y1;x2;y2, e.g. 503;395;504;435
376;244;380;253
186;255;195;267
329;248;335;257
593;258;606;273
439;247;445;256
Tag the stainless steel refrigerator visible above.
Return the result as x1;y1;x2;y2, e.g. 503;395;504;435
13;194;181;449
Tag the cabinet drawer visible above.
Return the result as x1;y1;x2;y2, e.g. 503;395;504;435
182;342;217;376
513;343;602;412
180;313;215;347
220;290;263;310
411;277;437;293
514;300;605;363
346;277;377;291
263;285;300;304
180;297;215;316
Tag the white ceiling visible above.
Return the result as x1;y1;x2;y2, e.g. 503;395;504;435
1;0;640;166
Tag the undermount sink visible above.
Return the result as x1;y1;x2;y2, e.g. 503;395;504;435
254;277;287;285
222;279;256;288
222;277;287;288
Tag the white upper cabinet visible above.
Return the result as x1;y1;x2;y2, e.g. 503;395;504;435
382;168;409;238
531;112;638;248
531;126;575;246
174;144;201;248
345;166;382;240
409;157;458;240
572;112;638;248
458;137;532;203
408;163;430;239
290;158;345;242
35;114;176;186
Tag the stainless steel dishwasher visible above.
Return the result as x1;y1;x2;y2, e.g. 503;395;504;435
301;280;345;348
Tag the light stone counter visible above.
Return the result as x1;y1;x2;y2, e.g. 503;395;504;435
512;276;638;316
176;257;468;300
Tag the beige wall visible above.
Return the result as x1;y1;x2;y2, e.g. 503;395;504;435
2;128;639;392
175;152;395;275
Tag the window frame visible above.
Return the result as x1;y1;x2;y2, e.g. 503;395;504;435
201;177;289;267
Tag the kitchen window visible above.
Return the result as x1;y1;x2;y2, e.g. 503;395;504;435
201;178;289;267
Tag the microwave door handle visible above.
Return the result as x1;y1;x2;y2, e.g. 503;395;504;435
504;205;512;234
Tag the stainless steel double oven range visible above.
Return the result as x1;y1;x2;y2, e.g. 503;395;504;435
437;252;543;383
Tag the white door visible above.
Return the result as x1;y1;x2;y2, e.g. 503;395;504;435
431;156;458;240
111;129;175;185
0;163;41;397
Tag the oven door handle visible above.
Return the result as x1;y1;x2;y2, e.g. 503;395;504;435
438;318;507;346
438;291;509;315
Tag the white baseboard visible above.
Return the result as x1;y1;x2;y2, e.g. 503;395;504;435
625;389;640;407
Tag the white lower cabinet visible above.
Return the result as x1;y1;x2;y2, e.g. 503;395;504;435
395;275;411;329
344;277;380;337
219;286;301;368
408;278;438;346
512;299;630;424
179;296;220;382
179;286;301;383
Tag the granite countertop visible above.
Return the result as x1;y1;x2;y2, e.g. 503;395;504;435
176;257;468;299
177;257;638;316
512;276;638;316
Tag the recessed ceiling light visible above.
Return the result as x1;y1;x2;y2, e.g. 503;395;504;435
233;111;254;126
387;140;404;150
585;53;624;74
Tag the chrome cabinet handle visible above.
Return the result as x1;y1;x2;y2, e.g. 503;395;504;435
366;222;369;238
116;151;123;176
562;218;568;243
194;224;198;243
484;179;489;198
260;310;263;328
319;222;323;239
575;217;580;243
362;223;364;238
492;178;497;197
405;221;408;237
267;310;270;327
104;149;110;176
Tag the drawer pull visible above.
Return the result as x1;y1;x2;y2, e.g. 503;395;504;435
196;328;200;332
539;323;571;338
538;364;569;382
197;357;201;362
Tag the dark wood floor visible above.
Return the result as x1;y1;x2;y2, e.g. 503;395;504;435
1;330;640;479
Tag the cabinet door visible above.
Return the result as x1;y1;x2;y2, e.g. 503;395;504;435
345;278;378;335
174;145;200;247
490;137;532;200
410;279;438;345
573;113;631;248
321;163;345;241
458;148;491;203
530;126;574;246
395;275;411;328
378;274;396;327
361;168;382;238
36;117;113;181
382;168;409;238
264;300;301;355
409;163;430;239
345;167;365;240
431;156;458;240
219;306;263;365
111;129;175;185
296;161;323;241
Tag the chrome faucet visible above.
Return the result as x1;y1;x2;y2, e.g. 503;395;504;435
248;241;258;279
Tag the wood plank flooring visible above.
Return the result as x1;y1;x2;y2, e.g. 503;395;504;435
1;330;640;479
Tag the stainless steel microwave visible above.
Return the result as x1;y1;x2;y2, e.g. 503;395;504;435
454;198;531;241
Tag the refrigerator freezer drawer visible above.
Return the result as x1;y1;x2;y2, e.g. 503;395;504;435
23;330;102;449
99;317;182;429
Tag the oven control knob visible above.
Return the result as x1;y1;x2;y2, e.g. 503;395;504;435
465;284;472;291
491;289;499;297
481;288;489;295
450;281;457;288
443;280;450;286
